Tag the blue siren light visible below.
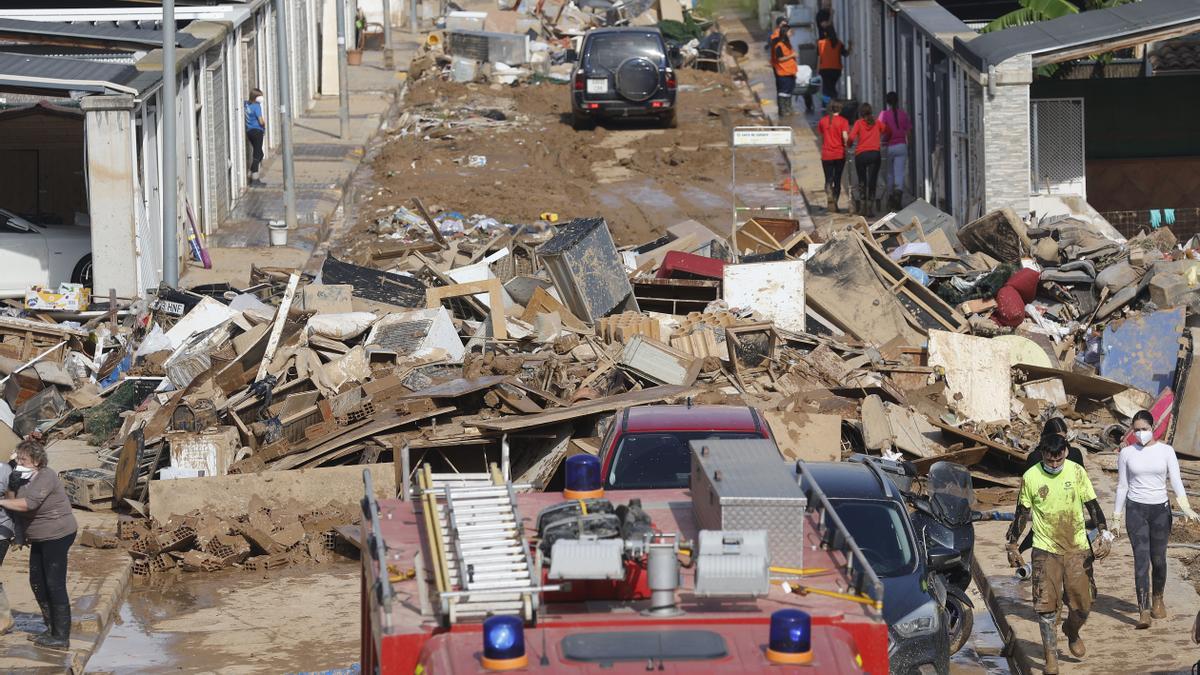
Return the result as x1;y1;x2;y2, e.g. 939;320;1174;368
563;454;603;499
767;609;813;665
481;615;528;670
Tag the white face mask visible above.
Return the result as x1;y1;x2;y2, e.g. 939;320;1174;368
1135;429;1153;446
15;465;34;478
255;96;264;103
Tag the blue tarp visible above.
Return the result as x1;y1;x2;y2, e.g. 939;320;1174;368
1100;307;1185;395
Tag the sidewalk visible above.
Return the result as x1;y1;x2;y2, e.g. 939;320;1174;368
974;463;1200;674
720;12;876;237
183;38;420;287
0;441;130;674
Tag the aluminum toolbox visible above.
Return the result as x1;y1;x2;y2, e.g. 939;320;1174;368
689;439;805;567
537;217;638;324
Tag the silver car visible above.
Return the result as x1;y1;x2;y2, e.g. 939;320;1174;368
0;208;91;296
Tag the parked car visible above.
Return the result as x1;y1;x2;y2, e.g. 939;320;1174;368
0;208;91;295
570;27;679;130
798;459;952;675
597;404;772;490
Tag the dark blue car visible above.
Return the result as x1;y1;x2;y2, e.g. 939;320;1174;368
799;461;951;675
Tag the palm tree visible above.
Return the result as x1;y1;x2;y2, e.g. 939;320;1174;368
982;0;1135;33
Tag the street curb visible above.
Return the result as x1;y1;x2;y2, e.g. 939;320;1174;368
72;556;132;674
971;552;1033;675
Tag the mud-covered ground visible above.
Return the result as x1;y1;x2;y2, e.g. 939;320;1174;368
337;68;783;260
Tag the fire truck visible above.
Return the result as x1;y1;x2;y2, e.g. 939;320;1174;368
358;439;890;673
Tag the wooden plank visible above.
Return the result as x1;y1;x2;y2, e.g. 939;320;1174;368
112;426;144;508
469;385;700;432
927;416;1027;463
256;272;301;382
425;278;508;340
519;286;589;333
412;197;449;249
269;406;455;471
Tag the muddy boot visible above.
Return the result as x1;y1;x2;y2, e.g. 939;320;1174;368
776;95;790;117
830;190;841;213
1063;611;1085;658
1136;590;1152;629
34;603;69;651
851;188;864;215
1150;594;1166;619
823;184;835;212
26;600;51;641
0;584;11;636
1039;612;1059;674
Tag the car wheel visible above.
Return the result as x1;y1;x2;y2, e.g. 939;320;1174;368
70;255;93;290
945;594;973;655
662;111;678;129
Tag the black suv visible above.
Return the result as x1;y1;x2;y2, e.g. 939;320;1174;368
570;28;678;129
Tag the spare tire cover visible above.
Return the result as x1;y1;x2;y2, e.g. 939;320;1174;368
615;57;659;102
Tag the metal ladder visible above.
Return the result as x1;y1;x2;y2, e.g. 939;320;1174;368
418;464;539;623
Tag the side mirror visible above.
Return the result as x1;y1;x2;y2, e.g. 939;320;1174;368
927;545;961;572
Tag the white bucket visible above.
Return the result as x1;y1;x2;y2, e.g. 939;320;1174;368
268;220;288;246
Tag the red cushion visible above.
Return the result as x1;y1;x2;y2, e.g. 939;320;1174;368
1005;268;1041;304
993;286;1026;327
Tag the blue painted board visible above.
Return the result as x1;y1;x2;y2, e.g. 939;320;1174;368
1100;307;1185;395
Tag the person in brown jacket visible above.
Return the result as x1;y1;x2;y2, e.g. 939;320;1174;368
0;440;78;649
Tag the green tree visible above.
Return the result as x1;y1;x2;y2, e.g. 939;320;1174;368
982;0;1135;33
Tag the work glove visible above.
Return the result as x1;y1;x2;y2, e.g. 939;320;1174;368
1111;512;1123;539
1179;495;1200;524
1005;543;1023;569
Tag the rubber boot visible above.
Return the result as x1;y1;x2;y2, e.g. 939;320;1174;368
1151;593;1166;619
34;603;69;650
26;600;51;641
1039;612;1059;674
824;184;837;213
830;188;841;214
776;95;790;117
1063;610;1086;658
0;584;12;636
851;187;864;216
1136;589;1152;629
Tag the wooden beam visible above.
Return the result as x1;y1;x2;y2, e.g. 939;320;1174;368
1034;23;1200;67
256;272;300;382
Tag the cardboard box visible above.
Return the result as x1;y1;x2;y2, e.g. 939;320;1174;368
25;283;90;311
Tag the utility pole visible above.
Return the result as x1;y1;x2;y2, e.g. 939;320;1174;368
336;0;350;139
409;0;418;34
162;0;179;287
382;0;395;69
274;0;297;230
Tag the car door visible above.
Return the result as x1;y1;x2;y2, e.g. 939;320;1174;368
0;210;50;294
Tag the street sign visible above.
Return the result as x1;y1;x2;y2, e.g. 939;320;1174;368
732;126;794;147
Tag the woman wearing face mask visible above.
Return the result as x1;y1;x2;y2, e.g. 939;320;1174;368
0;440;77;649
1113;409;1200;628
245;88;267;185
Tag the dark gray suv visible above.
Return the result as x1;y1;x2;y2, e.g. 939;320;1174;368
570;28;678;129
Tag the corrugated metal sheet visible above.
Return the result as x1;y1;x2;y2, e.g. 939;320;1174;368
0;18;203;49
0;52;140;91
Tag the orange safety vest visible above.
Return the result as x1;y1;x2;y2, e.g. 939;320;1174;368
772;38;798;77
818;38;843;71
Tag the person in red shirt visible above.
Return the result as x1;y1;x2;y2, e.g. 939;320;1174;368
817;100;850;213
848;103;889;215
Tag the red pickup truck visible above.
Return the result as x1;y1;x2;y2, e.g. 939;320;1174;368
597;403;774;489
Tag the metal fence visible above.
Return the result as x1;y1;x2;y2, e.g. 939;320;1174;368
1030;98;1086;197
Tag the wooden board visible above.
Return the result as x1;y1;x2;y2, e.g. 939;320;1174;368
1014;364;1127;400
927;417;1027;463
268;406;454;471
112;426;144;507
763;410;840;462
426;278;507;340
468;385;701;432
928;331;1011;423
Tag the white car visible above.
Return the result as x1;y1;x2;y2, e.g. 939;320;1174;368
0;208;92;296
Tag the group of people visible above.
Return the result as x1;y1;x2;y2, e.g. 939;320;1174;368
1005;411;1199;673
768;14;911;215
0;439;79;650
816;95;911;215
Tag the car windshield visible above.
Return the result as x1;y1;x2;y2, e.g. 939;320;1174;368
829;500;916;577
606;431;761;489
585;33;664;72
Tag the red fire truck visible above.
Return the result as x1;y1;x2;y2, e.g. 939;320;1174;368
358;439;889;673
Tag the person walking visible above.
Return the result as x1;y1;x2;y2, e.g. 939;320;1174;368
848;103;887;215
245;88;266;186
0;440;78;650
879;91;912;211
0;458;13;635
770;23;798;116
1112;409;1200;628
1006;434;1109;674
817;27;849;104
817;100;849;213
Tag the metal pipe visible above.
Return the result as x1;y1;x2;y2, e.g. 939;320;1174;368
161;0;179;286
383;0;395;68
274;0;297;229
335;0;350;139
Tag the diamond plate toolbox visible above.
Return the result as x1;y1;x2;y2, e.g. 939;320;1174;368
689;439;806;568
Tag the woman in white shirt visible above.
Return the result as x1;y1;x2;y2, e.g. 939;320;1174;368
1113;409;1200;628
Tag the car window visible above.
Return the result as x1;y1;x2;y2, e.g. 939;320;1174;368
0;214;33;234
829;501;916;577
607;431;760;490
585;33;665;71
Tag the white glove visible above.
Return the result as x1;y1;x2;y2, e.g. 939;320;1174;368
1111;512;1122;539
1179;496;1200;523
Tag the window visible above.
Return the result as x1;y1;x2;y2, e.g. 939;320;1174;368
585;33;665;71
830;500;915;577
606;431;760;489
0;213;34;234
